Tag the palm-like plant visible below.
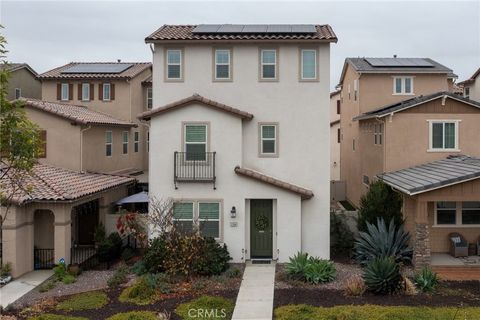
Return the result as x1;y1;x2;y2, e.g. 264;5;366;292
363;257;402;294
285;252;309;280
354;218;412;266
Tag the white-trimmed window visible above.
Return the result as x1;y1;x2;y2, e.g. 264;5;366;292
184;124;207;161
103;83;111;101
348;84;351;100
260;124;278;156
300;49;317;80
82;83;90;101
122;131;128;154
61;83;69;101
428;120;459;151
105;131;112;157
146;87;152;109
464;87;470;99
354;79;359;100
166;49;182;80
15;88;21;99
134;131;139;153
173;201;221;239
260;49;277;80
435;201;480;226
214;49;231;80
374;123;383;145
393;77;414;95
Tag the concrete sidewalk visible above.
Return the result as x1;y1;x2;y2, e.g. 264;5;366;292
0;270;53;308
232;262;276;320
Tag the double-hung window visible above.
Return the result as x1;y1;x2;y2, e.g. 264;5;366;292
103;83;111;101
82;83;90;101
15;88;21;99
146;87;152;109
436;202;457;225
61;83;69;101
166;49;182;80
260;49;277;80
122;131;128;154
354;79;359;100
435;202;480;226
105;131;112;157
300;49;317;80
134;131;139;153
173;201;221;239
464;87;470;99
214;49;231;80
429;120;459;151
374;124;383;145
393;77;414;95
259;124;278;156
462;202;480;225
173;202;194;233
184;124;207;161
199;202;220;238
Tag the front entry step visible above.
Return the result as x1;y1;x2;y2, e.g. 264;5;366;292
251;259;272;265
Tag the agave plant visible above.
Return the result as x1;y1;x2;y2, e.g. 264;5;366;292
414;267;439;293
354;218;412;266
304;259;336;284
363;257;402;295
285;252;309;281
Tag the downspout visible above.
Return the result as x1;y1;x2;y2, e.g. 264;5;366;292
80;125;92;173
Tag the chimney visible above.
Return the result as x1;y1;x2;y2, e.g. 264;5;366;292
117;59;121;63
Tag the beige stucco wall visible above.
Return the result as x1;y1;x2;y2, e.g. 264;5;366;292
464;77;480;102
330;93;340;180
7;68;41;100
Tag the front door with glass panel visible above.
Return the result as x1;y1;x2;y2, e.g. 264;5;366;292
250;199;273;259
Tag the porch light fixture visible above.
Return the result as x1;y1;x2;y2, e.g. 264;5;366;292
230;206;237;218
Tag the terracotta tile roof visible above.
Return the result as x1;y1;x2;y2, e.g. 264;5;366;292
21;98;136;127
38;62;151;80
234;166;314;199
1;163;135;205
138;94;253;120
146;25;337;43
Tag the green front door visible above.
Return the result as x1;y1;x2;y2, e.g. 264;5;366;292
250;199;273;258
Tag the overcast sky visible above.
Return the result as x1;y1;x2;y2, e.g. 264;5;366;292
1;1;479;89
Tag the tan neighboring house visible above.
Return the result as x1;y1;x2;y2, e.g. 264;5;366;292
36;62;152;177
458;67;480;101
1;63;41;100
338;57;457;207
330;91;341;181
1;163;135;277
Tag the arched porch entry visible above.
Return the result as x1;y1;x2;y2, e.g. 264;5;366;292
33;209;55;269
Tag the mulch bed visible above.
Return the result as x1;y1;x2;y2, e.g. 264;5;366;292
274;281;480;308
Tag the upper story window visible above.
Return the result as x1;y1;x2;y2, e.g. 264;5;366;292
259;123;278;157
337;128;341;143
105;131;112;157
336;100;341;114
15;88;21;99
300;49;317;80
61;83;69;101
428;120;459;151
374;123;383;145
260;49;277;80
166;49;182;80
37;130;47;158
134;131;139;153
214;49;231;80
103;83;111;101
146;87;153;109
393;76;414;95
184;124;207;161
464;87;470;99
122;131;129;154
354;79;359;100
348;84;351;100
81;83;90;101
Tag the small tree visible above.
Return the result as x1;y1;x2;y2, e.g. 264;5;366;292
357;180;403;232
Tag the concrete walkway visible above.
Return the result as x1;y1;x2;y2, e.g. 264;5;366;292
0;270;53;308
232;262;276;320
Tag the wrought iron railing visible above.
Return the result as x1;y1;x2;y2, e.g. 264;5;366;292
34;248;55;270
174;152;216;189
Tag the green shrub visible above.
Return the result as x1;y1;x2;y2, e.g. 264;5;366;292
29;315;87;320
98;232;123;262
119;277;156;305
354;218;412;266
363;257;402;295
105;311;158;320
38;280;56;293
56;291;108;311
414;267;439;293
285;252;310;281
130;260;148;276
1;262;12;276
357;180;403;232
304;259;336;284
121;247;135;262
108;265;129;288
53;263;67;281
194;237;231;276
61;274;76;284
330;212;354;257
144;236;167;273
176;296;234;320
225;266;241;278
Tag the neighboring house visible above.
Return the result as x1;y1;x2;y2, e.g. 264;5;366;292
330;90;341;181
350;92;480;270
1;63;41;100
141;24;337;262
1;163;135;277
458;67;480;101
338;57;457;207
36;62;152;175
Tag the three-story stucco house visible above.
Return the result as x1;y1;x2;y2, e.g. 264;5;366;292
140;24;337;262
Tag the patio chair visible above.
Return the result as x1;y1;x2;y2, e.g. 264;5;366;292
449;232;469;258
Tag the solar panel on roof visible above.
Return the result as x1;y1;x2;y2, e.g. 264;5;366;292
192;24;316;34
62;63;134;74
217;25;245;33
266;25;292;33
242;25;267;33
291;25;317;33
365;58;434;68
192;25;221;33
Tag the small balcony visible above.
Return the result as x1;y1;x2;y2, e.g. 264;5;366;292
174;151;216;189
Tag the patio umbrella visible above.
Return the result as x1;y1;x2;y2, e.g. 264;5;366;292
115;191;149;205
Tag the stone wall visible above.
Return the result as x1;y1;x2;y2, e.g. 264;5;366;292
413;222;431;269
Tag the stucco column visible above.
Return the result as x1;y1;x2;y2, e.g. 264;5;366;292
54;205;72;265
413;200;430;269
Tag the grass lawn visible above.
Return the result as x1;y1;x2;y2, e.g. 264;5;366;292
56;291;108;311
275;304;480;320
